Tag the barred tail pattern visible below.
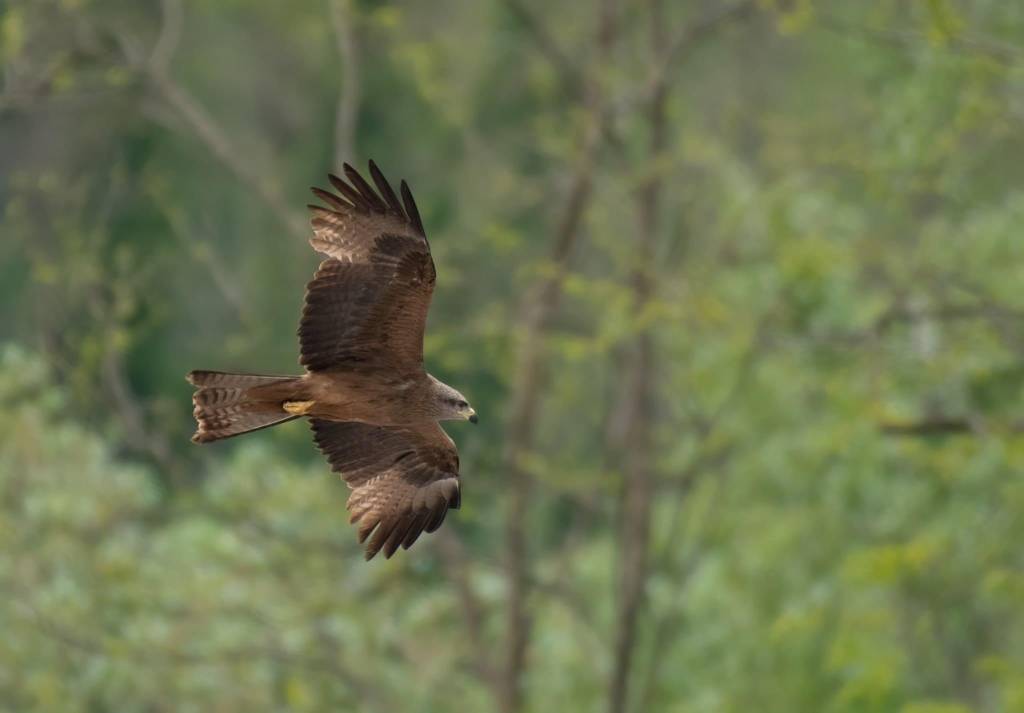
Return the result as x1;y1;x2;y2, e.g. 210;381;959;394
187;371;301;443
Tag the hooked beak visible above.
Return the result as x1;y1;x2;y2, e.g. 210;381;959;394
467;409;478;425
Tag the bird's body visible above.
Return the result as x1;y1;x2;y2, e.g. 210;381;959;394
236;369;461;426
297;368;429;424
188;161;475;559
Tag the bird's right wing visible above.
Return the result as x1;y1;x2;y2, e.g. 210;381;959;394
300;162;435;372
310;419;461;560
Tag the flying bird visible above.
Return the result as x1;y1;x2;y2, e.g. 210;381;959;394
187;161;476;560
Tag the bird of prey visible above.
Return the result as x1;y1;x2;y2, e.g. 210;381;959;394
187;161;476;560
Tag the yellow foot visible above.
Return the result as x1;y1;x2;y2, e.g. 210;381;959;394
283;400;315;415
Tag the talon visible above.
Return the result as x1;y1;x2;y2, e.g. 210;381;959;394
283;400;315;415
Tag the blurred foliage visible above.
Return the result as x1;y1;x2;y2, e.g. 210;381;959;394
2;0;1024;711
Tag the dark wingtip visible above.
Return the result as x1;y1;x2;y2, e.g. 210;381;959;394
326;173;348;196
367;159;407;220
310;186;351;211
400;179;425;236
327;173;369;212
344;163;386;212
327;173;348;193
425;508;447;534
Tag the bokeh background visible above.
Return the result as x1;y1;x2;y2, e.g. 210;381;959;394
2;1;1024;711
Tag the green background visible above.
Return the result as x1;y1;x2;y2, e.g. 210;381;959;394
1;1;1023;711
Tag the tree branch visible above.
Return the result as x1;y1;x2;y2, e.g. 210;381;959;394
104;0;306;237
607;1;668;710
329;0;361;167
498;3;621;712
143;69;305;237
819;13;1023;67
149;0;184;75
436;530;502;690
500;0;583;98
611;0;759;119
876;415;1024;437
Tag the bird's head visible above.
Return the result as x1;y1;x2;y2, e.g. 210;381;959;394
432;379;478;424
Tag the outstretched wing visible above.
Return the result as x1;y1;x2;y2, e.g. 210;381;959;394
300;161;434;372
310;419;461;560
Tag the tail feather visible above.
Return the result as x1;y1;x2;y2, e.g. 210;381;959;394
188;371;302;443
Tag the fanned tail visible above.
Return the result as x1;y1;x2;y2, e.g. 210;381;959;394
187;371;302;443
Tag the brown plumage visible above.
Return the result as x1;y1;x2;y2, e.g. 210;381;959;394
188;161;476;560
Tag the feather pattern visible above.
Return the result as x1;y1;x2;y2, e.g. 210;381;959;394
301;163;434;371
311;419;460;559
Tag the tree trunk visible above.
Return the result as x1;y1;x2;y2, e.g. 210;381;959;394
607;2;667;712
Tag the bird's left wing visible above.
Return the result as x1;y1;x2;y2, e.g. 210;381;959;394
301;162;434;371
310;419;461;560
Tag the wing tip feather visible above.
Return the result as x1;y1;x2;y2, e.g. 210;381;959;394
400;180;426;236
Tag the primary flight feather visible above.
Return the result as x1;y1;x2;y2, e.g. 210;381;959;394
187;161;476;560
